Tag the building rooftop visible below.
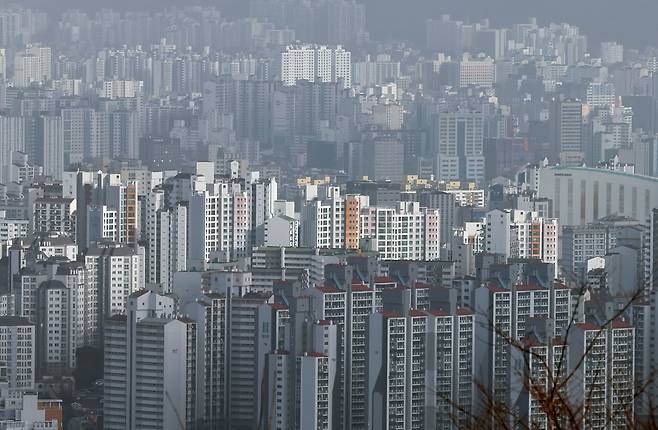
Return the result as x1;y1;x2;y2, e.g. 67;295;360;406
576;322;601;331
610;319;632;329
486;283;507;293
316;285;342;294
351;283;372;292
129;290;151;299
263;303;285;312
408;309;427;317
549;165;658;184
34;197;74;204
381;310;401;319
0;316;34;326
515;283;544;292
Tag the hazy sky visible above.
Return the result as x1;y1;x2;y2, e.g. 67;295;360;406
366;0;657;47
18;0;658;48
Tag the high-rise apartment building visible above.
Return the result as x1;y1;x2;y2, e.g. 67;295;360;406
249;177;278;247
302;190;440;260
425;15;462;54
281;44;351;88
560;217;650;286
0;316;35;391
13;44;52;87
202;77;277;147
566;321;634;428
565;225;608;275
144;188;187;293
188;181;251;269
353;54;400;87
586;82;616;109
103;291;196;430
434;110;485;183
474;282;572;416
84;244;144;320
60;108;139;165
0;48;6;79
258;275;376;430
0;116;25;184
32;197;76;237
34;268;87;376
102;80;142;99
260;322;336;430
359;202;441;261
35;116;64;180
176;277;273;430
600;42;624;65
227;292;274;428
0;211;29;250
73;173;139;247
367;303;475;429
552;99;583;165
459;54;496;88
180;292;229;428
301;186;345;249
326;0;367;45
16;259;92;347
483;209;559;277
418;189;457;247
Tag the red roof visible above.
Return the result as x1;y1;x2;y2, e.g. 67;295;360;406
270;303;288;310
316;285;342;294
381;310;401;319
576;322;601;331
273;280;293;287
552;337;567;346
524;337;544;348
351;284;373;292
408;309;427;317
456;307;474;316
427;309;449;317
515;283;543;292
486;283;506;293
306;351;327;358
414;282;431;289
373;276;395;284
610;319;632;329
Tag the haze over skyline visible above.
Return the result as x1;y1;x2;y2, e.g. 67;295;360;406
1;0;658;429
15;0;658;48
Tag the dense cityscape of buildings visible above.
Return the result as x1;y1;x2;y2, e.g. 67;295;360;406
0;2;656;429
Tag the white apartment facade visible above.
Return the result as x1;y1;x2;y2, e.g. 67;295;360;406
281;44;351;88
145;188;187;293
567;321;634;429
367;307;475;430
103;291;195;430
84;245;144;319
0;317;35;391
483;209;559;277
459;54;496;88
360;202;441;261
474;282;572;415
